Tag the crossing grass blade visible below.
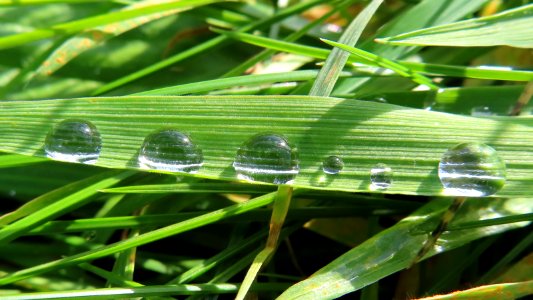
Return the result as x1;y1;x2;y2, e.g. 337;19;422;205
376;4;533;48
277;197;532;299
1;95;532;197
212;30;533;82
320;38;439;90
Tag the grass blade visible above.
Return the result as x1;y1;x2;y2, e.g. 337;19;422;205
377;4;533;48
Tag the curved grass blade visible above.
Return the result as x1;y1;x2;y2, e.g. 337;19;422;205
376;4;533;48
277;197;532;299
0;0;230;50
1;96;533;197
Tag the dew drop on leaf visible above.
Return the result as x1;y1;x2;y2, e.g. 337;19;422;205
44;119;102;164
233;133;299;184
438;142;506;197
322;155;344;175
138;129;203;173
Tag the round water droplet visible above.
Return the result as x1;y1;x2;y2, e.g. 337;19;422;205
438;143;506;197
138;129;203;173
233;133;299;184
322;156;343;175
471;106;494;117
370;163;393;190
44;119;102;164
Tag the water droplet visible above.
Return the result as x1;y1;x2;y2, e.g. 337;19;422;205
138;129;203;173
370;163;393;190
438;143;506;197
44;119;102;164
322;156;343;175
471;106;494;117
233;133;299;184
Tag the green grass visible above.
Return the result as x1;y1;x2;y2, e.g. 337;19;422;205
0;0;532;299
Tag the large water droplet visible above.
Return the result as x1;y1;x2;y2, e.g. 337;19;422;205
438;143;506;197
44;119;102;164
233;133;299;184
370;163;393;190
138;129;203;173
322;156;343;175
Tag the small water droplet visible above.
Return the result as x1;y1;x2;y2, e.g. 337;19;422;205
370;163;393;190
471;106;494;117
233;133;299;184
322;156;343;175
44;119;102;164
138;129;203;173
438;143;506;197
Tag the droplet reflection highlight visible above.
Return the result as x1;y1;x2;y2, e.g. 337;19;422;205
233;133;299;184
138;129;203;173
44;119;102;164
438;143;506;197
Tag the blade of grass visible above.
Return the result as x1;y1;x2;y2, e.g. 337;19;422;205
0;170;134;244
0;191;276;286
91;0;332;95
1;96;533;197
277;197;532;299
377;4;533;48
0;154;47;168
221;0;348;78
309;0;383;97
414;280;533;300
213;30;533;82
321;38;439;90
134;70;351;96
0;0;230;50
0;283;292;299
33;0;201;78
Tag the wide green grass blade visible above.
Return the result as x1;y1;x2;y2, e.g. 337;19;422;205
1;96;532;197
277;197;532;299
377;4;533;48
0;0;229;50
